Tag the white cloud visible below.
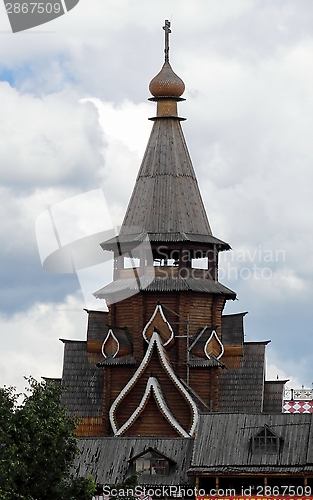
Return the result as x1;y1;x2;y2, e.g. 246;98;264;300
0;294;87;394
266;362;301;389
266;348;311;390
0;83;104;188
87;99;151;157
87;98;153;225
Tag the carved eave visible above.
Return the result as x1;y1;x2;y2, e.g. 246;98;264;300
102;329;119;358
190;326;224;360
97;355;137;367
204;329;224;359
109;332;199;437
100;326;133;359
142;304;174;348
187;353;225;368
113;377;190;437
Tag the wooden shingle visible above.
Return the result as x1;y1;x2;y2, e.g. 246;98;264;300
73;437;194;486
189;413;313;474
60;340;103;418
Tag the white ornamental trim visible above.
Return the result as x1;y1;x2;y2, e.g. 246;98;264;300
114;377;190;437
142;304;174;346
101;329;120;359
109;332;198;436
204;329;224;360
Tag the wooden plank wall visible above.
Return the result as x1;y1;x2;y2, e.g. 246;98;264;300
123;397;180;437
114;351;192;432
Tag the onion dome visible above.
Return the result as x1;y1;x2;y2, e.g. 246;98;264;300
149;61;185;98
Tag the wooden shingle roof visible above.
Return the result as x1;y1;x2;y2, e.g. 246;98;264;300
97;66;230;251
218;342;268;413
72;437;194;486
120;118;213;242
60;340;103;418
221;312;247;345
94;276;236;299
189;413;313;474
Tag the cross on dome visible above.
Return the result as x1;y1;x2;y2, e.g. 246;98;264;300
149;20;185;99
163;19;171;62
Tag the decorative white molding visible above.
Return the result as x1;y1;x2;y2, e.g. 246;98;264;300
109;332;198;436
142;304;174;346
114;377;190;437
101;329;119;358
204;329;224;360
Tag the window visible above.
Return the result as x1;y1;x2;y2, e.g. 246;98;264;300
134;451;170;475
252;426;280;454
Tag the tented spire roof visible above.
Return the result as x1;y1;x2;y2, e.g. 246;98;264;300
121;118;213;237
118;21;228;249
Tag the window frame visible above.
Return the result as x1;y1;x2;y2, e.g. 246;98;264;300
251;426;281;455
132;450;171;476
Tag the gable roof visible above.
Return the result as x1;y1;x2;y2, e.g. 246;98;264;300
252;423;279;437
129;446;175;463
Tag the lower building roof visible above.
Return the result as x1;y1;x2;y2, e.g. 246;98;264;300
189;413;313;474
72;437;194;486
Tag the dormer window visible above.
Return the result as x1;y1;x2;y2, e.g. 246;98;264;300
251;426;280;454
132;450;171;475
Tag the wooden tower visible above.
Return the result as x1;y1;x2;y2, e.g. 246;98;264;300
60;23;313;492
61;21;283;440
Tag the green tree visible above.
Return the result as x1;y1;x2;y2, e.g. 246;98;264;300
0;377;96;500
0;386;19;498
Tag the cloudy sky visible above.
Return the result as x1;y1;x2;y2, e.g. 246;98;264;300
0;0;313;395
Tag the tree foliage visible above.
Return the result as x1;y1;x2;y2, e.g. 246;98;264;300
0;377;96;500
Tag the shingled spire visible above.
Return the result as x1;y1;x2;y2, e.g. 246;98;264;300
81;23;238;439
99;21;234;297
119;20;223;245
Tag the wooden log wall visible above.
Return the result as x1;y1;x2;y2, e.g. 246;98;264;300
75;417;103;437
93;290;230;436
189;367;219;409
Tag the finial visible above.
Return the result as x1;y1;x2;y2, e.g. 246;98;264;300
149;19;185;103
163;20;171;63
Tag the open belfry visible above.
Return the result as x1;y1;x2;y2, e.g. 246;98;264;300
60;22;313;494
